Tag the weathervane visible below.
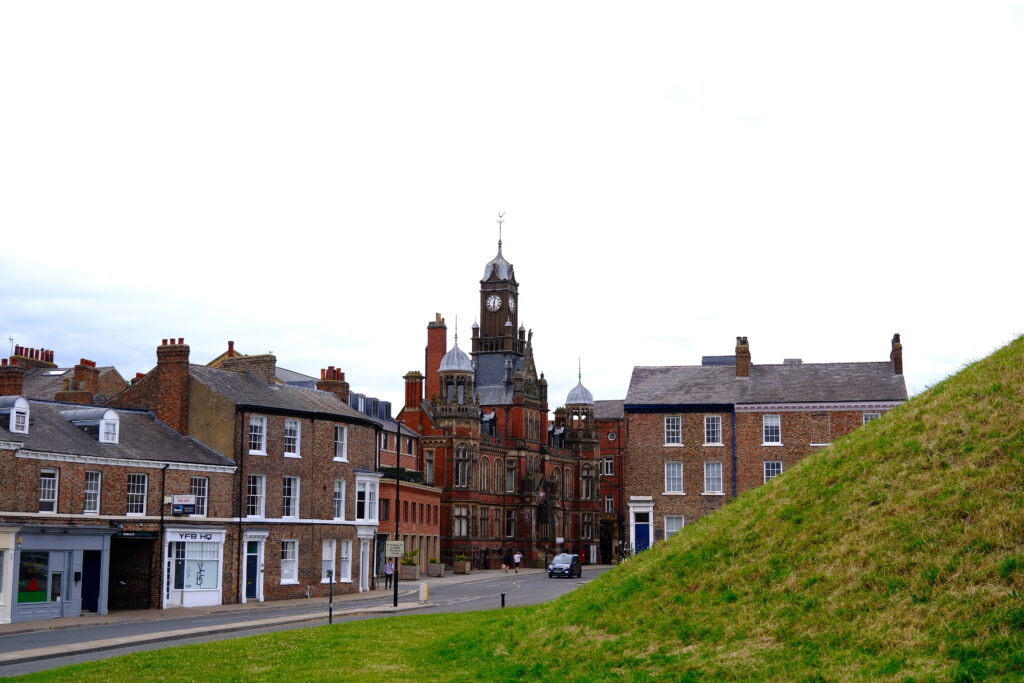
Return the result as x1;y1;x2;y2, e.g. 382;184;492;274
497;211;505;248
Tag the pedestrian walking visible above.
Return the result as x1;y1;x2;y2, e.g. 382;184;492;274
384;558;394;589
502;549;512;573
513;550;523;573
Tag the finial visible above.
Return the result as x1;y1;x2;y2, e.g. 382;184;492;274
497;211;505;249
578;358;582;382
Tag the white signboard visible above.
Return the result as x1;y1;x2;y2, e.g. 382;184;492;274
385;541;405;558
556;537;565;544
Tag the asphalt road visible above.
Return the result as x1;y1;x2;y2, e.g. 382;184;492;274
0;567;608;677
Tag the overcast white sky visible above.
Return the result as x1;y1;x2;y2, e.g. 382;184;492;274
2;2;1021;415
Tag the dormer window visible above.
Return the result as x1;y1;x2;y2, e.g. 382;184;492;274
1;397;31;435
59;407;120;444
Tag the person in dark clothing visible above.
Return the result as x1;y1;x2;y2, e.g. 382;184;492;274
502;549;513;573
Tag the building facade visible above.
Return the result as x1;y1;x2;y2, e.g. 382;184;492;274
108;339;382;602
0;360;236;624
623;335;909;551
399;240;602;568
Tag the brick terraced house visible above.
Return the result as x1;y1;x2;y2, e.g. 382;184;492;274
623;335;908;551
108;339;383;602
0;359;236;624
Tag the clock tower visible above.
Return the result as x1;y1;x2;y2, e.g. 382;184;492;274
473;224;521;356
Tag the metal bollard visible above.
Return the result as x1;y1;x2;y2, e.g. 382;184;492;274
501;592;506;608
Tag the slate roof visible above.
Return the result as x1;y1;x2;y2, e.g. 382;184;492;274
189;365;373;423
21;366;122;404
594;399;625;420
0;399;233;467
474;353;524;406
626;362;907;406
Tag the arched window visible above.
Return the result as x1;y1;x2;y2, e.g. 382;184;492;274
563;467;572;499
455;446;469;488
582;464;595;500
480;457;489;492
505;459;516;493
552;469;561;498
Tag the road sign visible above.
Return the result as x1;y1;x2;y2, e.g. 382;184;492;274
385;541;405;558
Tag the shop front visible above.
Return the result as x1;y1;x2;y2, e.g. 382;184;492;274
7;524;115;624
162;526;226;609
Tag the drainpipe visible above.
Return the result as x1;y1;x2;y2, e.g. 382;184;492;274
236;411;246;603
730;406;737;498
155;462;169;609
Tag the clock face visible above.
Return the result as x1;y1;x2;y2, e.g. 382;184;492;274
486;294;502;312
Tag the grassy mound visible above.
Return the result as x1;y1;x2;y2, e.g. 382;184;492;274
17;337;1024;682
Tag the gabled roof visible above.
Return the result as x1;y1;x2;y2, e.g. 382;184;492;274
626;362;907;406
0;399;233;467
21;366;124;404
189;365;373;423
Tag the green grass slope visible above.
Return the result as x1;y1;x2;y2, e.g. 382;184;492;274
17;336;1024;682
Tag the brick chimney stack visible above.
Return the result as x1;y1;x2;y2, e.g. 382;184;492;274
890;333;903;375
227;340;236;358
222;354;277;385
155;338;191;433
425;314;448;401
317;366;350;404
735;336;751;378
11;346;57;371
0;359;25;396
54;359;100;404
403;371;424;411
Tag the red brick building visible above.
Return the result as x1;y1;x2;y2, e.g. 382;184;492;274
622;335;908;552
399;239;602;568
108;339;383;601
0;359;236;624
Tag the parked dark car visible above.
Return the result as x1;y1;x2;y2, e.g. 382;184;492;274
547;553;581;578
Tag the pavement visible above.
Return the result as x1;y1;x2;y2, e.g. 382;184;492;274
0;567;549;667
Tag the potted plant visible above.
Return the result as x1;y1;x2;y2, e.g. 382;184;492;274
427;558;446;577
452;553;471;574
400;549;420;580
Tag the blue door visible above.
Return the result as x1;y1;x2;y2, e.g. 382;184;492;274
634;513;650;552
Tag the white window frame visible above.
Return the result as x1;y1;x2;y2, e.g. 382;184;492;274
249;415;267;455
39;468;58;513
190;476;208;517
127;473;148;515
280;539;298;585
764;460;783;482
664;416;682;445
601;457;614;476
704;415;722;445
333;425;348;461
84;471;101;514
12;405;29;434
505;459;516;493
321;539;336;583
455;447;469;488
505;508;515;538
704;461;723;494
665;515;684;538
283;419;301;457
333;479;346;520
604;494;615;514
100;417;119;444
355;478;378;522
282;476;300;519
664;462;684;494
339;540;352;582
863;412;881;425
582;513;594;540
424;449;435;486
246;474;266;518
762;414;782;445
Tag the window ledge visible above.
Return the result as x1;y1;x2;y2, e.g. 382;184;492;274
333;457;349;463
662;492;686;496
701;492;725;496
703;443;724;447
281;580;299;586
284;454;301;459
810;443;831;447
761;443;784;447
663;443;684;447
249;451;267;456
